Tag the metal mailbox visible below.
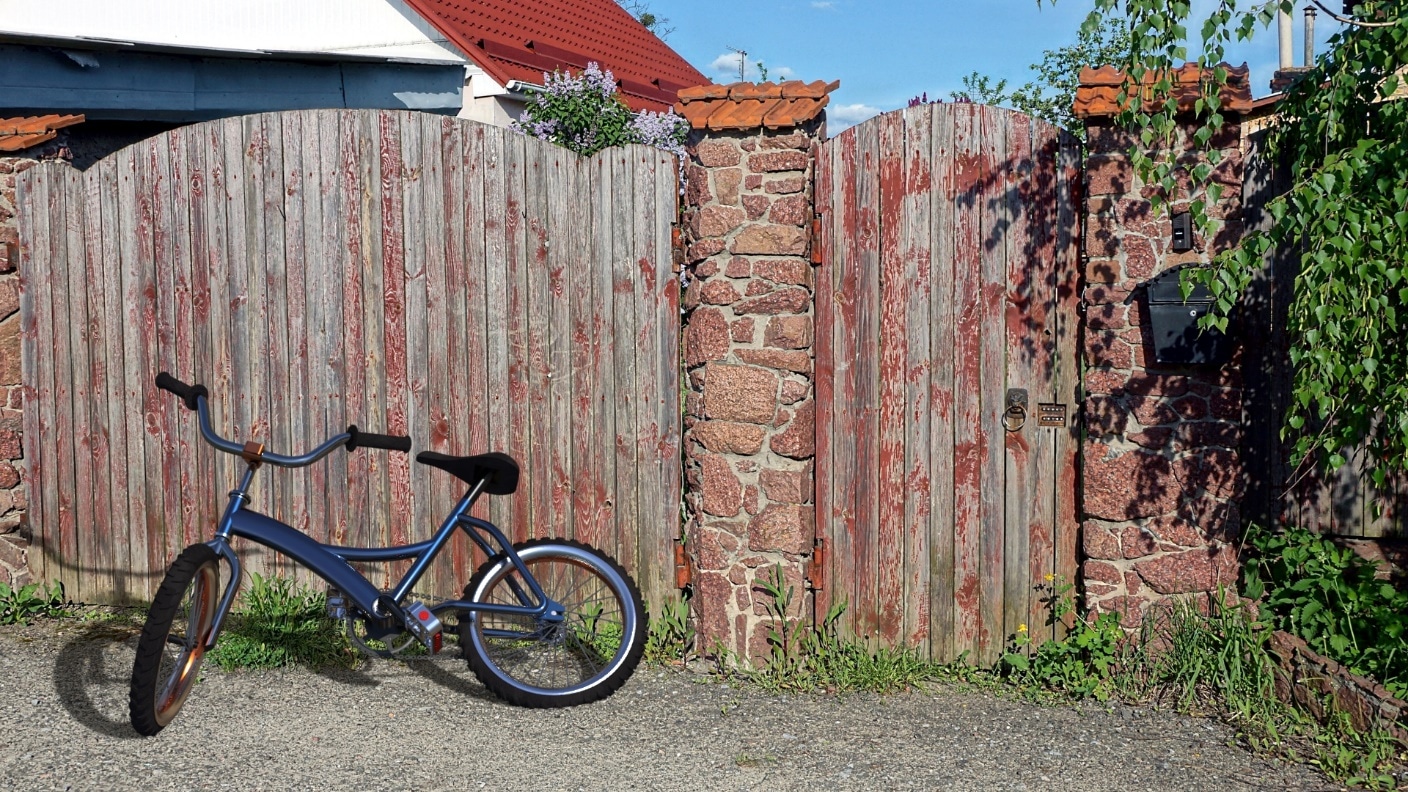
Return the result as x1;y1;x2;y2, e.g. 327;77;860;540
1144;266;1233;365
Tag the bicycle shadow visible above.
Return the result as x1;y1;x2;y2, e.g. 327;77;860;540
52;621;144;739
52;624;503;737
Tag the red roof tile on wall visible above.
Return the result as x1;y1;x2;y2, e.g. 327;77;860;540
401;0;709;112
0;115;84;152
675;80;841;130
1074;63;1251;119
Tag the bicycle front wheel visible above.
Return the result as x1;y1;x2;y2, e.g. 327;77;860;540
460;539;646;708
130;543;220;736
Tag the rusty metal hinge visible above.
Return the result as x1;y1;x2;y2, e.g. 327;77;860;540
809;215;824;266
804;536;827;591
674;541;693;590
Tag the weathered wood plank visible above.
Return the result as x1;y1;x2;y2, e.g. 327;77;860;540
975;106;1009;665
379;110;411;582
812;137;836;629
948;102;984;658
116;143;156;600
460;122;492;571
398;112;429;583
438;114;472;584
853;118;883;640
307;110;340;553
656;149;682;604
580;151;614;555
899;106;934;651
338;111;371;551
875;109;908;646
278;112;312;549
481;125;512;538
81;152;116;600
610;147;639;575
17;167;54;589
630;146;667;601
928;105;959;662
543;139;575;550
416;114;452;593
164;129;200;559
522;138;553;548
1001;112;1036;650
62;167;94;602
567;141;596;553
1025;123;1061;645
829;126;862;640
1052;131;1083;621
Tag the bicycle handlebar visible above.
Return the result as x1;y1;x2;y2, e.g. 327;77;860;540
155;372;208;411
346;425;413;453
154;372;412;467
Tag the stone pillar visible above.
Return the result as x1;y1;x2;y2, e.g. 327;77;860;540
674;81;837;661
1073;65;1252;626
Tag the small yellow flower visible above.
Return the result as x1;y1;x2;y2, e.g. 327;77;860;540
1044;573;1055;582
1017;623;1027;633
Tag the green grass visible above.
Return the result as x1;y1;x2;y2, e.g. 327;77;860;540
207;574;356;671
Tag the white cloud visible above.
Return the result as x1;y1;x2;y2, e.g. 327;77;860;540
708;51;794;83
827;103;882;132
811;1;835;8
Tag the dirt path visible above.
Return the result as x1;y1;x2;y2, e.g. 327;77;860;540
0;619;1335;791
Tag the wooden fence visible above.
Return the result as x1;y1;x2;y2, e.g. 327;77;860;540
17;109;682;605
1241;129;1407;539
814;104;1083;665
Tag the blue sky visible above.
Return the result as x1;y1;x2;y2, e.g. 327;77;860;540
645;1;1346;130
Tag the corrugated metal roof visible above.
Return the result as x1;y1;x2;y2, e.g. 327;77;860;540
675;80;840;130
0;114;84;152
401;0;709;111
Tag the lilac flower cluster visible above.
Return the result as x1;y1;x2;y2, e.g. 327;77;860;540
629;109;689;161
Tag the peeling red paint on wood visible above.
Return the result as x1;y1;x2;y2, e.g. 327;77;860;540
18;111;681;607
816;104;1081;663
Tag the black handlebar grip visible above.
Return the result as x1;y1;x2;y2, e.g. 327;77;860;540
155;372;209;411
345;425;412;453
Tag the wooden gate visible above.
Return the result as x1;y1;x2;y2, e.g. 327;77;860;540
18;109;681;605
814;104;1082;665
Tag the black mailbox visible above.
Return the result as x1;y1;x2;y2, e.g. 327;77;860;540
1144;267;1232;365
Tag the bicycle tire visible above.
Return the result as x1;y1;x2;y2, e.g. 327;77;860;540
130;543;220;736
460;539;646;708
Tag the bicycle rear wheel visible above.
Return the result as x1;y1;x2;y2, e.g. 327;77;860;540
130;543;220;736
460;539;646;708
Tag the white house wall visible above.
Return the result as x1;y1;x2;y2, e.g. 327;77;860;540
0;0;467;64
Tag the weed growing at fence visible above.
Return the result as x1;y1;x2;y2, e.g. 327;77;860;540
1000;576;1126;701
644;594;694;665
743;564;948;695
1243;525;1407;699
208;574;355;671
0;580;66;625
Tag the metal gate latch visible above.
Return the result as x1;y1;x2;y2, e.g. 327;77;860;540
1003;389;1028;432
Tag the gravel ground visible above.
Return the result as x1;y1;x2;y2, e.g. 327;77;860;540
0;617;1337;792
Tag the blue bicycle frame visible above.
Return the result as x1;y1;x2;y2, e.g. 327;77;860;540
191;397;560;649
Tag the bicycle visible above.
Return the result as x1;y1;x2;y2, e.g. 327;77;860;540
129;373;647;736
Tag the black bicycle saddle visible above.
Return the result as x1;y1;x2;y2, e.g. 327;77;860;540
415;451;520;495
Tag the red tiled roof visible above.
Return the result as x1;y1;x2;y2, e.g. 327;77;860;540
1074;63;1251;119
675;80;841;130
400;0;709;112
0;114;84;152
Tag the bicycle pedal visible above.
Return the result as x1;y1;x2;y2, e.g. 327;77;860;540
404;601;443;653
325;588;348;621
